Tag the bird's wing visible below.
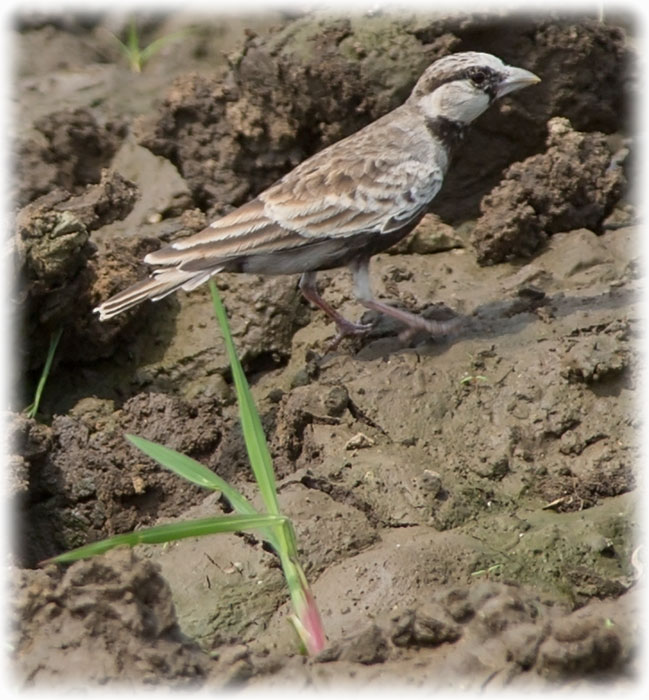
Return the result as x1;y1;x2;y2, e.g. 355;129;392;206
261;133;443;240
146;115;443;270
144;197;305;267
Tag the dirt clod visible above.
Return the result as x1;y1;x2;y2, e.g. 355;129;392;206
391;604;461;647
11;549;209;687
15;107;127;208
340;624;390;665
472;117;626;265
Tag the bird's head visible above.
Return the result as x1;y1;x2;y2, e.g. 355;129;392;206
408;52;540;125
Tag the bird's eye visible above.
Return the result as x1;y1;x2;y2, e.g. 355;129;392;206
471;70;486;85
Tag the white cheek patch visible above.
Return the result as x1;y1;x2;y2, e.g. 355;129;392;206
419;82;491;124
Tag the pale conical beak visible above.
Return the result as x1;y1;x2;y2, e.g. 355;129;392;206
497;65;541;98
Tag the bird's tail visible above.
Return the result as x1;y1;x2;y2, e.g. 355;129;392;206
94;266;222;321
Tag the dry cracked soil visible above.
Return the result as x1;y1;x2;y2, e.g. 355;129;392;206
6;7;643;694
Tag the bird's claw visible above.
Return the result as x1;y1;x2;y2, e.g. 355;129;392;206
325;320;374;352
398;316;463;344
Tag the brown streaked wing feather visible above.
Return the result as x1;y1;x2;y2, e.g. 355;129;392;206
177;198;269;246
144;198;312;267
261;111;443;239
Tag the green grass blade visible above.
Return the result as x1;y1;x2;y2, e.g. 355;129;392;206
126;434;282;551
44;513;288;564
209;281;280;515
127;19;141;64
126;434;256;515
26;326;63;419
127;18;139;52
140;30;188;63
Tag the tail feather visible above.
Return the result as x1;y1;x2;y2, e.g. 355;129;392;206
94;266;223;321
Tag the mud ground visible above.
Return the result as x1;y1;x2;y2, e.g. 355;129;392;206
7;8;642;692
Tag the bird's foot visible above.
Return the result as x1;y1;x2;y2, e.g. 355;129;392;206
357;296;463;344
325;318;374;352
397;315;463;343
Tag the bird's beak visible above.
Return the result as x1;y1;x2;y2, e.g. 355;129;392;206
497;66;541;98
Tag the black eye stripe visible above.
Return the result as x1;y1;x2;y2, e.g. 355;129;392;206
459;67;499;98
432;66;500;90
461;66;496;83
411;63;501;99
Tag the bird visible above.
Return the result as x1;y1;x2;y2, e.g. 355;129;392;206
94;52;540;345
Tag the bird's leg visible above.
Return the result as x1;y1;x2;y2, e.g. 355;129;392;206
299;271;373;349
350;258;461;339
